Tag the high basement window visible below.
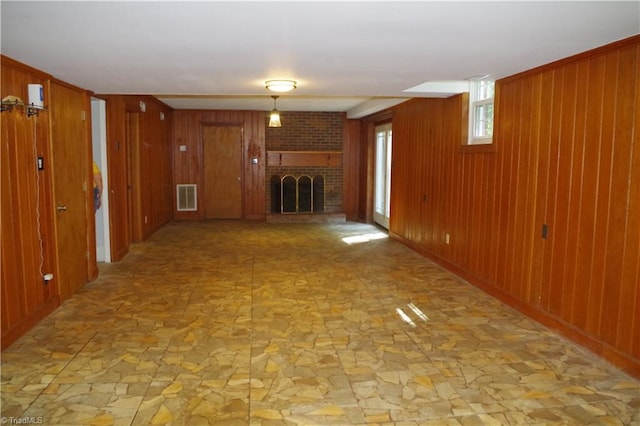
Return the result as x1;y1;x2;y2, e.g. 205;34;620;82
468;80;495;145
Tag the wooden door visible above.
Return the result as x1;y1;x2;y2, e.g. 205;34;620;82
203;126;242;218
50;82;90;300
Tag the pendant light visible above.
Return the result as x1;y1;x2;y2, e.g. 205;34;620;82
268;95;281;128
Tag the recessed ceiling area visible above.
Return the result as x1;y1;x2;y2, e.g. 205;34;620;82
1;1;638;118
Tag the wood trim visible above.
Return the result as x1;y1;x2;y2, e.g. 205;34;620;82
360;108;394;123
500;34;640;84
1;55;52;79
51;77;89;93
267;150;342;167
0;296;60;349
390;230;640;377
458;143;497;154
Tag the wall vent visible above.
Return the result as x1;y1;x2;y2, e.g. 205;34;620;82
176;184;197;211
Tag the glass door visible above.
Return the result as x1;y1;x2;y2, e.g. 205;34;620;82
374;123;392;229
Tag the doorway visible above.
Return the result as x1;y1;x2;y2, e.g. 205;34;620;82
203;126;243;219
91;98;110;262
374;123;392;229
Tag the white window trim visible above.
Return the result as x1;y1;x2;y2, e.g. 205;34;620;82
467;80;494;145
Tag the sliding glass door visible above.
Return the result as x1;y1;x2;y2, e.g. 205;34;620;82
374;123;392;229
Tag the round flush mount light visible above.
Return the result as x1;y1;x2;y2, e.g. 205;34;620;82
265;80;297;92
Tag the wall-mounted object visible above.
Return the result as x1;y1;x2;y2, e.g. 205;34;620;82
1;95;25;113
139;101;146;112
1;88;48;117
28;84;44;108
26;84;46;117
267;150;343;167
176;184;197;211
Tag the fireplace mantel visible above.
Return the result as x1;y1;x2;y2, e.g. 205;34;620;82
267;150;342;167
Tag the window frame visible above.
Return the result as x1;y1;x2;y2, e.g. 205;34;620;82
467;79;495;146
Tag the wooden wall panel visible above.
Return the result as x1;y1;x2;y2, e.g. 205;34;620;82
98;95;173;247
126;97;173;240
1;57;59;348
357;122;375;223
386;36;640;376
343;120;361;221
616;45;640;360
172;110;266;220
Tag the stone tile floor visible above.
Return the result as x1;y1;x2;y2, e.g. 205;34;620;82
2;221;639;425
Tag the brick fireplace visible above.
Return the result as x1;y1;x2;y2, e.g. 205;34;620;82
265;111;345;218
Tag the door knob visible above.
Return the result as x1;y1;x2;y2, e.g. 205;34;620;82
56;204;68;212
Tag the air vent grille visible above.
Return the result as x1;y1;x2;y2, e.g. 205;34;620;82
176;184;197;211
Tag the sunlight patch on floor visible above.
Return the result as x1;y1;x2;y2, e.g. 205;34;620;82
341;231;388;245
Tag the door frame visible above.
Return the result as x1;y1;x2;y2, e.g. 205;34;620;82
91;97;111;263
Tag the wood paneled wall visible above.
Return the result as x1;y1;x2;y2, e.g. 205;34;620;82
1;58;59;347
98;95;173;257
172;110;266;220
388;36;640;375
343;119;362;221
1;58;174;347
133;97;173;240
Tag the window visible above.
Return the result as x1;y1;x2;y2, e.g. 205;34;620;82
468;80;494;145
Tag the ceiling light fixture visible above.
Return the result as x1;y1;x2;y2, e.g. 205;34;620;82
265;79;297;92
268;95;281;128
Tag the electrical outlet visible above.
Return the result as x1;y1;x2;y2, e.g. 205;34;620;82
445;234;450;245
541;224;549;239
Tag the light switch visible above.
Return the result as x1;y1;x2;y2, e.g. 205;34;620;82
179;145;187;152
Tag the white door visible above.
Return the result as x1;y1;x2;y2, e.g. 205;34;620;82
374;123;392;228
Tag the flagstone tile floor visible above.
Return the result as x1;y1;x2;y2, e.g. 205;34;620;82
2;221;639;425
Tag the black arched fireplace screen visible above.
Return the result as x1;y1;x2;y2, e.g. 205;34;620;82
271;175;325;214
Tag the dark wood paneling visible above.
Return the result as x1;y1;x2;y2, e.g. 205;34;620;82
387;36;640;376
172;110;266;220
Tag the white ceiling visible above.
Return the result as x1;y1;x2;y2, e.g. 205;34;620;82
1;1;638;118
